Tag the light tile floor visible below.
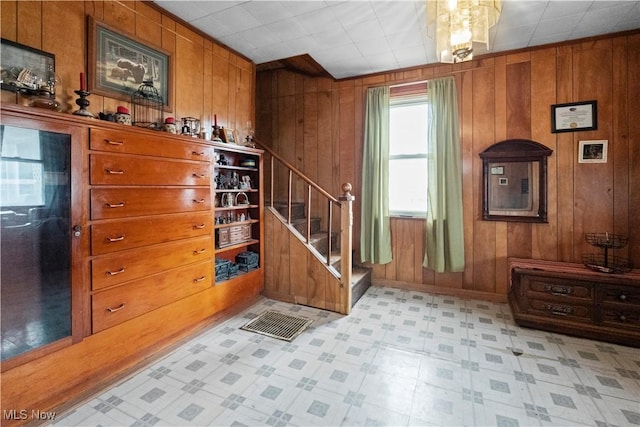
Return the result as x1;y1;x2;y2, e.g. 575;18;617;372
53;286;640;427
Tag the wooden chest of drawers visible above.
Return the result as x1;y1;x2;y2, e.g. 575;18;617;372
509;258;640;347
89;128;215;333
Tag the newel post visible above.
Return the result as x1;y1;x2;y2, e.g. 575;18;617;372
339;183;355;314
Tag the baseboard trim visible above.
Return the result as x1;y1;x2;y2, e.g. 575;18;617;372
372;279;508;303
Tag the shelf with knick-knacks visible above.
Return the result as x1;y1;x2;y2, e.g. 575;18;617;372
212;142;263;283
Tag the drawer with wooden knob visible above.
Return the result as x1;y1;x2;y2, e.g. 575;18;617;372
90;154;210;186
91;188;211;219
90;212;212;255
600;285;640;305
92;259;213;333
90;128;214;161
600;307;640;329
91;235;213;290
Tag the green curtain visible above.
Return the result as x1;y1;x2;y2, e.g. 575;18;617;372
360;86;393;264
423;77;465;272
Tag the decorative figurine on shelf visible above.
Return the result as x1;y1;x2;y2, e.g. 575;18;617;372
230;172;240;190
163;117;178;134
215;173;227;190
240;175;251;189
115;106;131;125
181;117;200;137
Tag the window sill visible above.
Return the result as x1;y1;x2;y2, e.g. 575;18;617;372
390;214;425;220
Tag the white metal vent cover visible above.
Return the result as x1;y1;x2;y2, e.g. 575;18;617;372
240;310;313;342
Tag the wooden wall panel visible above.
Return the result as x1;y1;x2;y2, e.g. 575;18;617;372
17;1;42;48
531;52;558;261
573;45;615;259
555;51;576;262
628;34;640;263
290;236;309;305
1;1;17;40
42;1;85;113
257;31;640;299
611;37;630;260
471;66;498;293
134;2;161;45
175;24;204;120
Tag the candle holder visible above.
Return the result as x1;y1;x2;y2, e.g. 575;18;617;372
212;125;223;142
73;90;94;118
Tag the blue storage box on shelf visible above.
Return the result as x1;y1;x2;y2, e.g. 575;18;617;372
228;262;240;278
215;258;231;281
236;251;259;271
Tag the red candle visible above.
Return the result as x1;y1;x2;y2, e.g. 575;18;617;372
214;114;217;126
80;72;85;91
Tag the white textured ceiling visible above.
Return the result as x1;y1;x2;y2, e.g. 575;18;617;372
153;0;640;79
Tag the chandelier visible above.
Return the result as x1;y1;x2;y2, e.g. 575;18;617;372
428;0;502;63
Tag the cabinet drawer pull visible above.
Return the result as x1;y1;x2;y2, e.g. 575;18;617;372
192;173;206;178
106;235;125;242
193;198;206;204
193;276;206;283
619;314;627;321
545;304;573;316
105;169;125;175
193;223;206;230
104;139;124;146
107;267;126;276
106;303;126;313
105;202;125;208
191;151;204;156
193;249;207;255
545;285;573;296
619;294;627;301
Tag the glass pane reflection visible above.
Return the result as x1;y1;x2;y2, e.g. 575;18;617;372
1;125;72;360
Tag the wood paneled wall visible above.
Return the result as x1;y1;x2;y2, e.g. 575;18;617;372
0;0;255;134
256;32;640;299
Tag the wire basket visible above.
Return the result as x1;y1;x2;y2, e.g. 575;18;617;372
582;253;633;274
584;233;628;249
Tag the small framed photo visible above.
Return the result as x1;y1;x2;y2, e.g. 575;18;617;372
490;166;504;175
551;100;597;133
0;38;55;93
221;128;237;144
578;140;608;163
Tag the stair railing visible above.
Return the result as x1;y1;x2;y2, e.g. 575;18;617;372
254;141;354;300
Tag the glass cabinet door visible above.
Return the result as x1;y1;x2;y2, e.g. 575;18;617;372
1;123;74;361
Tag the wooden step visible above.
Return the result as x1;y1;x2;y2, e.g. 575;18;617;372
351;265;372;307
271;201;306;220
290;217;322;235
309;231;339;255
330;255;372;308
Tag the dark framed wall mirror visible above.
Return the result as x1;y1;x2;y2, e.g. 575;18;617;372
480;139;553;223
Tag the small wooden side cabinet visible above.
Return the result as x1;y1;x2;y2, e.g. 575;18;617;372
508;258;640;347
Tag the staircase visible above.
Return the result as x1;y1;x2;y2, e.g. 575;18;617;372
271;201;371;308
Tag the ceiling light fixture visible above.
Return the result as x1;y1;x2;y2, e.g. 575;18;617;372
428;0;502;63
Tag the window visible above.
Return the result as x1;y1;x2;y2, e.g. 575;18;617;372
389;94;428;216
0;127;45;207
